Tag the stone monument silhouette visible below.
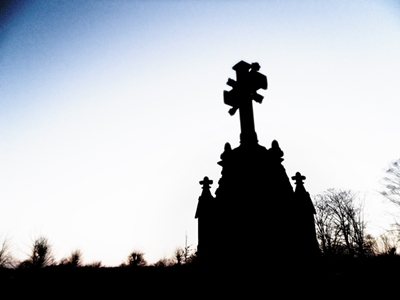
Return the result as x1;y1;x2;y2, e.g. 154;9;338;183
195;176;215;262
195;61;319;268
292;172;320;259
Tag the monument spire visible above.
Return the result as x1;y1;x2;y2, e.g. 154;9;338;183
195;176;215;263
223;61;267;144
291;172;320;258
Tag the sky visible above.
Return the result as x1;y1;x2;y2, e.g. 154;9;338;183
1;0;400;266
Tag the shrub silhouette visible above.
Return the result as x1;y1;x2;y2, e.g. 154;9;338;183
121;250;147;267
59;249;83;267
185;251;198;265
85;261;102;268
153;256;174;267
173;247;183;265
19;236;54;268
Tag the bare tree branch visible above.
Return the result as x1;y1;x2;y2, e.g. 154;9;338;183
380;159;400;206
0;236;15;268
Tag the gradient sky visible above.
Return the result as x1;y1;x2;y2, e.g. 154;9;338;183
1;1;400;266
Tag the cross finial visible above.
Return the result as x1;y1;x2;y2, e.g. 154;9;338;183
292;172;306;185
223;61;267;144
199;176;213;189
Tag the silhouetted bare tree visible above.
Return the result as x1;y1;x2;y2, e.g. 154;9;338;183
314;189;372;257
0;236;14;268
376;232;398;256
314;197;342;256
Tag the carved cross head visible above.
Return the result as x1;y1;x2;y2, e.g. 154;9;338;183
292;172;306;185
199;176;213;189
223;61;268;116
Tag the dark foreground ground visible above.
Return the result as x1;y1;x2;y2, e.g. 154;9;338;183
2;256;400;297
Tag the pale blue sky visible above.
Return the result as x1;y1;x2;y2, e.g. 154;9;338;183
1;1;400;265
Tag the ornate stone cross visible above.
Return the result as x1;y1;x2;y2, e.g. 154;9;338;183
223;61;267;144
